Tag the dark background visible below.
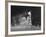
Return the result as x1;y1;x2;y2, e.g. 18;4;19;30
11;6;41;26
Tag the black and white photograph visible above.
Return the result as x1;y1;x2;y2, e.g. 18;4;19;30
8;2;44;35
11;6;41;31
